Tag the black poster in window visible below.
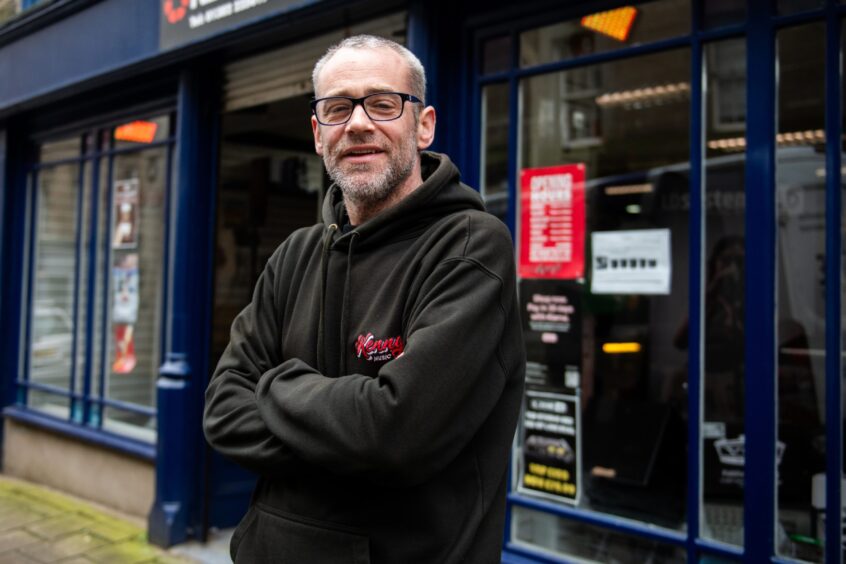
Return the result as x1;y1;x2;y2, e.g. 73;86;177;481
519;390;580;504
519;279;582;393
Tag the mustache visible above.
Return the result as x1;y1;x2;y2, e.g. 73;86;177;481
332;134;386;154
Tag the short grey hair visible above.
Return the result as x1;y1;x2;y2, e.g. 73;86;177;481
312;34;427;104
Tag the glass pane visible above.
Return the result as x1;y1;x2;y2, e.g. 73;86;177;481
70;163;94;423
102;146;168;437
26;390;70;417
211;95;323;389
102;407;154;443
517;48;690;530
481;82;510;221
702;0;746;30
112;114;170;150
482;34;511;75
841;17;846;563
87;157;111;411
701;38;746;547
520;0;690;68
777;0;824;15
39;137;80;162
776;23;825;563
28;162;80;418
82;159;111;412
512;506;687;561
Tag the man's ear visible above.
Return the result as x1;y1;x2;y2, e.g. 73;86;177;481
311;115;324;156
416;106;436;150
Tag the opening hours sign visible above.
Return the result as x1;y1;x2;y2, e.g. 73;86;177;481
519;164;586;280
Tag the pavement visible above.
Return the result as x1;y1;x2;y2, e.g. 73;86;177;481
0;475;232;563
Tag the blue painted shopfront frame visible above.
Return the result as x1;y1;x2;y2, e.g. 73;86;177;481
465;1;845;562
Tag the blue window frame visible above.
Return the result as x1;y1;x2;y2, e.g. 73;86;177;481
469;1;845;562
10;111;176;458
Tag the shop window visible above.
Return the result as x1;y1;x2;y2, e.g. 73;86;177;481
511;506;686;561
700;37;747;548
210;95;324;377
480;82;510;221
775;22;826;562
702;0;746;30
515;46;690;533
519;0;690;69
777;0;824;15
481;35;511;75
22;113;174;444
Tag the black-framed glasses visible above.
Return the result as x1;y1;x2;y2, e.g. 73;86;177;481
311;92;422;126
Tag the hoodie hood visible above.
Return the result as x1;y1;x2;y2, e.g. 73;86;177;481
321;151;485;250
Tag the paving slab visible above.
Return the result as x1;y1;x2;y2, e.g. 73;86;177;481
19;530;107;563
87;540;177;564
0;530;41;554
0;476;194;564
25;514;97;541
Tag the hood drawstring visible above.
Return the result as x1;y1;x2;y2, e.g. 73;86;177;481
339;231;359;376
317;223;338;374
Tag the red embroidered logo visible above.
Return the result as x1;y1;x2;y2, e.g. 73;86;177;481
355;333;404;362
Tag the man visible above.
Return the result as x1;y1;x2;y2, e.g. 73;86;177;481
204;35;525;563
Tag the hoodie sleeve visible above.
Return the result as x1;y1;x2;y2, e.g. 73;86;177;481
254;226;523;486
203;246;301;475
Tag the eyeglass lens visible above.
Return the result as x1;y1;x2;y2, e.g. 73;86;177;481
315;93;405;124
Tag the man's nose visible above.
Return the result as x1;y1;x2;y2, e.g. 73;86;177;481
345;103;375;132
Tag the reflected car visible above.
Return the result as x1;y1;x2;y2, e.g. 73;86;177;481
30;305;73;387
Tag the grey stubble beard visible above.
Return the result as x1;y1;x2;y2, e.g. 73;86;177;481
324;131;418;212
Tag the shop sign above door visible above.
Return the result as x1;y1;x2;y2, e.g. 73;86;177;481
160;0;318;50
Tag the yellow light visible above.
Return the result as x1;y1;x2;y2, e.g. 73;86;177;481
581;6;638;42
114;120;158;144
602;342;642;354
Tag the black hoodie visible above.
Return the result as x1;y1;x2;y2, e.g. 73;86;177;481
204;152;525;563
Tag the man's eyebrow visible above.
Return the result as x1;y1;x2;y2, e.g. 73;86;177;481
321;85;399;97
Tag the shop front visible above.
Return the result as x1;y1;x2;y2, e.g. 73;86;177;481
470;1;846;562
0;0;844;562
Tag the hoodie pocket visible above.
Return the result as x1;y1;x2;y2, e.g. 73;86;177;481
232;503;371;564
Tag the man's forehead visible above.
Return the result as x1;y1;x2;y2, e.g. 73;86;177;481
315;46;410;94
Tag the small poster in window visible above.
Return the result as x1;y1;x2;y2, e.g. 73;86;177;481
591;229;671;295
113;253;139;324
112;178;139;249
519;164;586;280
519;279;582;393
518;390;581;504
113;324;136;374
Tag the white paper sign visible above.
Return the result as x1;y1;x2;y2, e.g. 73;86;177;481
591;229;671;295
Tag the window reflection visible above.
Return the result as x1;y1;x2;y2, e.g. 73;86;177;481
512;506;686;562
777;0;823;15
699;38;747;547
28;163;81;419
480;83;510;220
776;23;826;563
482;35;511;75
702;0;746;30
517;48;690;530
520;0;690;68
102;146;168;442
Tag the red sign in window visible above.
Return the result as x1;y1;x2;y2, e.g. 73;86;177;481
114;121;158;144
519;164;586;280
